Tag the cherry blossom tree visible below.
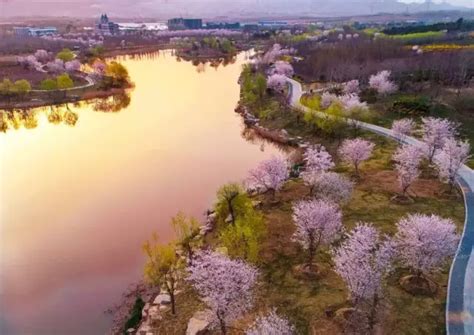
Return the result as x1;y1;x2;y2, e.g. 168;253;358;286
247;156;289;198
321;92;339;109
303;171;354;203
343;80;360;95
339;93;368;112
338;138;375;176
392;144;424;197
420;117;458;162
187;251;258;334
34;49;50;63
92;60;107;77
434;138;471;188
391;118;415;140
369;70;397;95
333;223;395;331
246;309;294;335
272;61;294;77
46;59;65;74
303;145;334;173
292;199;342;266
65;60;82;73
267;74;287;91
395;214;459;278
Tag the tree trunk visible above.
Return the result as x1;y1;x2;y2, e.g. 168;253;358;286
228;198;235;226
218;312;227;335
308;233;315;267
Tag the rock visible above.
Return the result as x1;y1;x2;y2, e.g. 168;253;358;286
148;305;161;321
126;328;135;334
224;214;232;224
137;322;152;334
281;129;289;136
186;310;213;335
153;293;171;305
159;305;168;311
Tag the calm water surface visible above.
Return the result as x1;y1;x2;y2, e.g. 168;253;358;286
0;51;281;335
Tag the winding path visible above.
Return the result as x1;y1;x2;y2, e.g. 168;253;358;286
286;78;474;335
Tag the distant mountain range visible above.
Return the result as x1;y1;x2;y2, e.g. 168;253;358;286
0;0;470;19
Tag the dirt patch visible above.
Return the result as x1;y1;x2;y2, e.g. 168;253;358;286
360;170;444;199
400;275;438;296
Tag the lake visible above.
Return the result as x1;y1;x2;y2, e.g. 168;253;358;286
0;51;282;335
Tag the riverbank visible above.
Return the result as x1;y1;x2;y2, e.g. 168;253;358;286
119;67;467;335
0;86;131;110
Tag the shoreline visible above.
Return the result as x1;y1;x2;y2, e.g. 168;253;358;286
0;87;129;110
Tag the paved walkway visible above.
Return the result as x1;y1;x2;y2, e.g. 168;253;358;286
286;78;474;334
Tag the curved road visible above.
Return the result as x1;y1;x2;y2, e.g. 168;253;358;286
286;78;474;334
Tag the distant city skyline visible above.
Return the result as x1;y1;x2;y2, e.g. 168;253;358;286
0;0;472;18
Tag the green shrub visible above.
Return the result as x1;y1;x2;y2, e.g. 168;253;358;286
391;95;431;116
56;48;75;62
123;297;145;334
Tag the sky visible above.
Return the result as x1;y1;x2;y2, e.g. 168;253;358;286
0;0;472;18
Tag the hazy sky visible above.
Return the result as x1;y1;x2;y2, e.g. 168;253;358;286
0;0;472;18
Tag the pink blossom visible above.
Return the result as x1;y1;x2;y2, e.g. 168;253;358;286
34;49;50;63
393;144;424;195
187;251;258;333
334;223;395;304
338;138;375;175
92;60;107;76
302;171;353;203
321;92;339;109
292;199;342;265
65;60;82;73
434;138;471;186
395;214;459;275
392;118;415;140
343;80;360;95
267;74;287;91
247;156;289;196
369;70;397;95
338;93;368;111
421;117;458;162
271;61;294;77
303;145;334;173
246;309;294;335
46;59;65;73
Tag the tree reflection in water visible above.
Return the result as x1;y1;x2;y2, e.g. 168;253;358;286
0;92;130;133
91;92;131;113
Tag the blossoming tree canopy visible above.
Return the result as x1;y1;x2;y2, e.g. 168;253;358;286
247;156;289;195
303;145;335;173
334;223;395;303
395;213;459;276
420;117;458;161
267;74;287;90
392;144;425;196
246;309;295;335
292;199;343;266
369;70;397;95
391;118;415;139
187;251;259;333
434;138;471;186
338;138;375;175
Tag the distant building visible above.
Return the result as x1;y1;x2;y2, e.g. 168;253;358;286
258;21;288;28
96;14;119;35
13;27;57;37
205;22;241;30
167;18;203;30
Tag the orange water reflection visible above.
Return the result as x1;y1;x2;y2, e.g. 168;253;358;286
0;51;282;335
